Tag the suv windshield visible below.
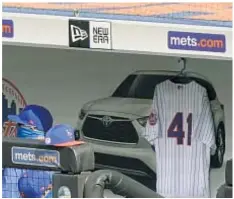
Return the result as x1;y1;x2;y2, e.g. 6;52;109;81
112;74;216;100
112;74;170;99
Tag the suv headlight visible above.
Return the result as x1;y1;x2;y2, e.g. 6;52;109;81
78;109;86;120
137;116;149;127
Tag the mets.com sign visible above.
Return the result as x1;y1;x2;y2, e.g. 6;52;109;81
168;31;226;53
12;147;60;168
2;19;14;38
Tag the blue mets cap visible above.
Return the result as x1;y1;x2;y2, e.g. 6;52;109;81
18;177;41;198
45;124;84;147
18;170;52;198
8;104;53;132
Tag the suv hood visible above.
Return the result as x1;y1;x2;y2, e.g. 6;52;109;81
83;97;152;117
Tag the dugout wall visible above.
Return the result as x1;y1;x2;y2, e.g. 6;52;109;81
2;44;232;197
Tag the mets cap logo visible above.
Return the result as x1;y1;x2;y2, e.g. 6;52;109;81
66;130;73;138
2;78;27;137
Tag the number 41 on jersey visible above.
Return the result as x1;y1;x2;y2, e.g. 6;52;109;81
167;112;192;146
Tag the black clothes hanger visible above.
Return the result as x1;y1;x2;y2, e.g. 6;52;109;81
170;58;193;84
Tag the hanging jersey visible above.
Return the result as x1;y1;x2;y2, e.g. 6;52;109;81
143;80;216;198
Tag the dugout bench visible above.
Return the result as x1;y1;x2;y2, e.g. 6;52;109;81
2;137;162;198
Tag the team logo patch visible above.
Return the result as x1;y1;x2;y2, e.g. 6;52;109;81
28;120;34;125
66;129;73;138
45;138;51;145
2;78;27;137
149;111;157;126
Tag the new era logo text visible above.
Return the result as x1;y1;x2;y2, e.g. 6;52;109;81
90;21;111;49
93;27;109;44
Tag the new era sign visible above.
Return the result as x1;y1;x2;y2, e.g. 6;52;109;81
68;19;111;49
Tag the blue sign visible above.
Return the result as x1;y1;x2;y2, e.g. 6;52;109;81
2;19;14;38
12;147;60;168
168;31;226;53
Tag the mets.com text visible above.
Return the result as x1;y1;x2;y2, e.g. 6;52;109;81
168;31;226;53
2;19;14;38
12;147;60;168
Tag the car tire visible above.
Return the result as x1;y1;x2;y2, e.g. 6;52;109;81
211;123;225;168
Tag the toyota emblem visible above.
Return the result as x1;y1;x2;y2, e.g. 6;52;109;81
102;116;113;127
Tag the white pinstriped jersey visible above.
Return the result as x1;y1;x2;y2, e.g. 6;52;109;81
143;80;216;198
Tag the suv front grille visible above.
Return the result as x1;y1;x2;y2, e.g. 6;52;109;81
82;115;139;143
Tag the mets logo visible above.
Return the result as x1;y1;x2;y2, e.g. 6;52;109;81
2;78;27;137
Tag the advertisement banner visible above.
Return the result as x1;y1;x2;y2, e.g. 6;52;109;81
2;13;232;60
111;22;232;60
2;13;68;46
68;19;111;50
12;147;60;168
167;31;226;53
2;19;14;38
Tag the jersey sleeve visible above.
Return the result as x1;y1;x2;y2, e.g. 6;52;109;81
193;90;216;152
142;88;162;145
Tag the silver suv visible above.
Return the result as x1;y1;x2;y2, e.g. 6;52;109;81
76;70;225;190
